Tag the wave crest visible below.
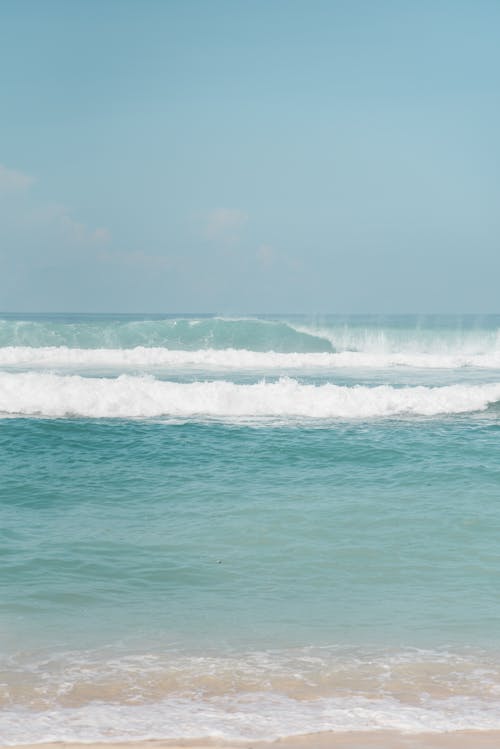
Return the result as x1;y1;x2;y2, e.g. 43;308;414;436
0;317;333;353
1;372;499;419
2;346;500;371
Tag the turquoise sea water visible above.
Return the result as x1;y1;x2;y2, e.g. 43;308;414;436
1;314;500;742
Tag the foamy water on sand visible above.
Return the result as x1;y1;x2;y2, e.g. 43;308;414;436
1;313;500;744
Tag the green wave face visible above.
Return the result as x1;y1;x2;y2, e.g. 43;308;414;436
0;316;334;352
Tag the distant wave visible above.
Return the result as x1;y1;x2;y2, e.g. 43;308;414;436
291;322;500;356
0;317;333;353
1;372;500;419
2;346;500;370
2;315;500;357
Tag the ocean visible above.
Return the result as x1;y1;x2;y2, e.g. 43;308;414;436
1;313;500;743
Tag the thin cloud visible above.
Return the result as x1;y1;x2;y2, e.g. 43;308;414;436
256;243;276;268
255;243;303;274
92;227;112;243
0;163;111;245
204;208;248;243
98;249;173;269
32;203;111;245
0;163;35;193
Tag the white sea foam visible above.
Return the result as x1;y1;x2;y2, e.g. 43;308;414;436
1;371;500;419
2;692;500;743
3;646;500;742
291;322;500;356
2;345;500;370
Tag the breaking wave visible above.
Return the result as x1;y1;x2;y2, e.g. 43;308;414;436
0;317;333;353
1;372;500;419
2;345;500;371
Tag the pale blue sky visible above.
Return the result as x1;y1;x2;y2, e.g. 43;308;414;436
1;0;499;312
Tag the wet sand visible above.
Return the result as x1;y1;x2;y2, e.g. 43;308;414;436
5;732;500;749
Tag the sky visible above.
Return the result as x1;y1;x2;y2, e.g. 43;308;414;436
1;0;499;313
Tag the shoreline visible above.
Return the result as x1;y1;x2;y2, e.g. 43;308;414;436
5;733;500;749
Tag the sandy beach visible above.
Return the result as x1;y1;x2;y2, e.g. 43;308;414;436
5;733;500;749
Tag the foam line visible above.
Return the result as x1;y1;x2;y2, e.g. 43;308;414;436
2;346;500;370
1;372;500;418
2;692;500;743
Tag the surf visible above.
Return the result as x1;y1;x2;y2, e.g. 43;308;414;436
2;371;500;419
2;345;500;371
